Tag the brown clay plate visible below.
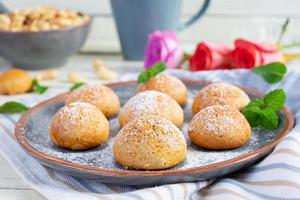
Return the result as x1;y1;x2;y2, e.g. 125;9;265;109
15;80;294;186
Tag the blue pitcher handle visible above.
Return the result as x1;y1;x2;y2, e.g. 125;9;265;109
0;2;9;13
178;0;211;31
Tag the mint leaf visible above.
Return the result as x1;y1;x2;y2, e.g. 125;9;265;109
0;101;28;113
242;106;262;127
260;108;279;130
263;89;285;111
246;99;264;108
137;71;152;83
252;62;287;84
242;89;286;130
138;62;167;83
151;62;167;75
32;79;48;94
70;82;85;91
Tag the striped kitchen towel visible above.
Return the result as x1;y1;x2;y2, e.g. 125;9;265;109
0;69;299;200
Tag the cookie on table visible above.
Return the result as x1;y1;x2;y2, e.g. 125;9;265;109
49;102;109;150
0;69;32;95
192;82;250;115
113;115;187;170
119;90;184;127
137;74;188;106
188;105;251;150
65;84;120;118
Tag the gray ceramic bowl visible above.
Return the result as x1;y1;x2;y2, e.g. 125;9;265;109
0;19;91;70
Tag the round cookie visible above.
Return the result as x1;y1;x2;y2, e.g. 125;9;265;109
137;74;188;106
119;90;184;127
65;84;120;118
113;115;187;170
192;82;250;115
188;105;251;150
0;69;32;95
49;102;109;150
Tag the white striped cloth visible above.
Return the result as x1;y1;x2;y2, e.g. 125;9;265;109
0;69;300;200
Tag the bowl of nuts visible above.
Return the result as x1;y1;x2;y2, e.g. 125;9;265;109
0;6;91;69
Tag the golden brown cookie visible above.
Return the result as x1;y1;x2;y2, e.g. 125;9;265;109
137;74;188;106
0;69;33;95
119;90;184;127
113;115;187;170
65;84;120;118
192;82;250;114
188;105;251;150
49;102;109;150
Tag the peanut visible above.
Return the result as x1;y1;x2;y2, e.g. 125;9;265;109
68;72;86;83
36;69;58;81
0;6;90;32
93;59;118;80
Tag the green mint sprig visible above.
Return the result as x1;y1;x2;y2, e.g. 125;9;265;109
137;62;167;83
252;62;287;84
70;82;85;91
242;89;286;130
32;79;49;94
0;101;28;113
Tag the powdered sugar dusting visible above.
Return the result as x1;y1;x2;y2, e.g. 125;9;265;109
115;115;185;153
193;82;250;111
189;105;243;135
120;90;176;118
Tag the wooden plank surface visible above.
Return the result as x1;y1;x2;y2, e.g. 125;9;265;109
0;155;45;200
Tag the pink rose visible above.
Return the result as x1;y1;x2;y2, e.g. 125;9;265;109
189;42;233;71
144;31;183;69
231;39;284;69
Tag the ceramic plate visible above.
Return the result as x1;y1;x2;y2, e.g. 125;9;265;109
15;80;294;186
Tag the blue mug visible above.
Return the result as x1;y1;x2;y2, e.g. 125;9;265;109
110;0;210;60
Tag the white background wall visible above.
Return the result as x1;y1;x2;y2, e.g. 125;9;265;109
3;0;300;53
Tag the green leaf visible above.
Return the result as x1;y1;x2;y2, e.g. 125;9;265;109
150;62;167;75
260;108;279;130
0;101;28;113
70;82;85;91
252;62;287;84
263;89;286;111
242;106;262;127
137;62;167;83
32;79;49;94
137;71;151;83
245;99;264;108
242;89;286;131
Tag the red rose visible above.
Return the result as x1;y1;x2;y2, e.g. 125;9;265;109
189;42;232;71
232;39;284;69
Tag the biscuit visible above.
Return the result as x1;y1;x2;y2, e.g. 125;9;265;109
137;74;188;106
66;84;120;118
188;105;251;149
0;69;32;95
49;102;109;150
192;82;250;114
113;115;186;170
119;90;184;127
